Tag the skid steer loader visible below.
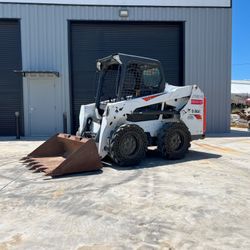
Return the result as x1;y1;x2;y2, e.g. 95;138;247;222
23;53;206;177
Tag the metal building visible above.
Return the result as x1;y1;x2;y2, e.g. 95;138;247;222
0;0;232;136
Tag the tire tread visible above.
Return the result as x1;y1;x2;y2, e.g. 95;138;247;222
109;124;147;166
157;122;191;160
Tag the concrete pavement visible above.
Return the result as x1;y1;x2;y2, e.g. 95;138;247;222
0;130;250;250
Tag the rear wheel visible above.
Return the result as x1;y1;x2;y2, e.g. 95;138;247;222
157;122;191;160
109;124;147;166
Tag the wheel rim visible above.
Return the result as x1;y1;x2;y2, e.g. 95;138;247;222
169;132;183;151
120;134;138;157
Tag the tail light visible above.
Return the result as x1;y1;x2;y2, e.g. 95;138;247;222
203;97;207;134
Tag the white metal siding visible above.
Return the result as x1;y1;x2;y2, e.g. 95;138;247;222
0;0;232;7
0;3;232;134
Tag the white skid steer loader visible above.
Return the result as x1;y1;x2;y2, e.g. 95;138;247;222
23;53;206;177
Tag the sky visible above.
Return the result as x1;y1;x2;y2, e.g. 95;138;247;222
232;0;250;80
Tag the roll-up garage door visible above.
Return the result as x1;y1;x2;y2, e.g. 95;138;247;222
70;22;184;133
0;20;22;136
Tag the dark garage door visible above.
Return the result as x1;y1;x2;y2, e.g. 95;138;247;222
0;20;22;136
70;22;184;132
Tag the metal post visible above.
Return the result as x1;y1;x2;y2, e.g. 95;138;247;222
15;111;20;139
63;112;67;133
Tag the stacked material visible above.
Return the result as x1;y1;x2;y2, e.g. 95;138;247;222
231;108;250;129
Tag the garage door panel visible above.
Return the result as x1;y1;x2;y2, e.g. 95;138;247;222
0;72;21;86
70;22;183;133
71;71;98;91
0;20;23;136
73;91;96;103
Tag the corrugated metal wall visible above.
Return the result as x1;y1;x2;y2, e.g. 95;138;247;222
0;3;232;134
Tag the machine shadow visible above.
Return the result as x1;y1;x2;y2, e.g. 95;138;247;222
108;149;222;171
207;130;250;138
45;169;103;180
43;149;221;179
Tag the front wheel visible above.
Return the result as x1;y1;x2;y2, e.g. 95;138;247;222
157;122;191;160
109;124;147;166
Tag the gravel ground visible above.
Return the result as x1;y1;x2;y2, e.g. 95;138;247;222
0;129;250;250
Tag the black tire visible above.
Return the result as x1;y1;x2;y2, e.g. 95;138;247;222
157;122;191;160
109;124;147;166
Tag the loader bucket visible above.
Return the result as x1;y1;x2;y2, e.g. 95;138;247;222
22;133;102;177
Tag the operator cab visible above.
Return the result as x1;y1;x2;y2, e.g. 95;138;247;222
95;53;166;116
